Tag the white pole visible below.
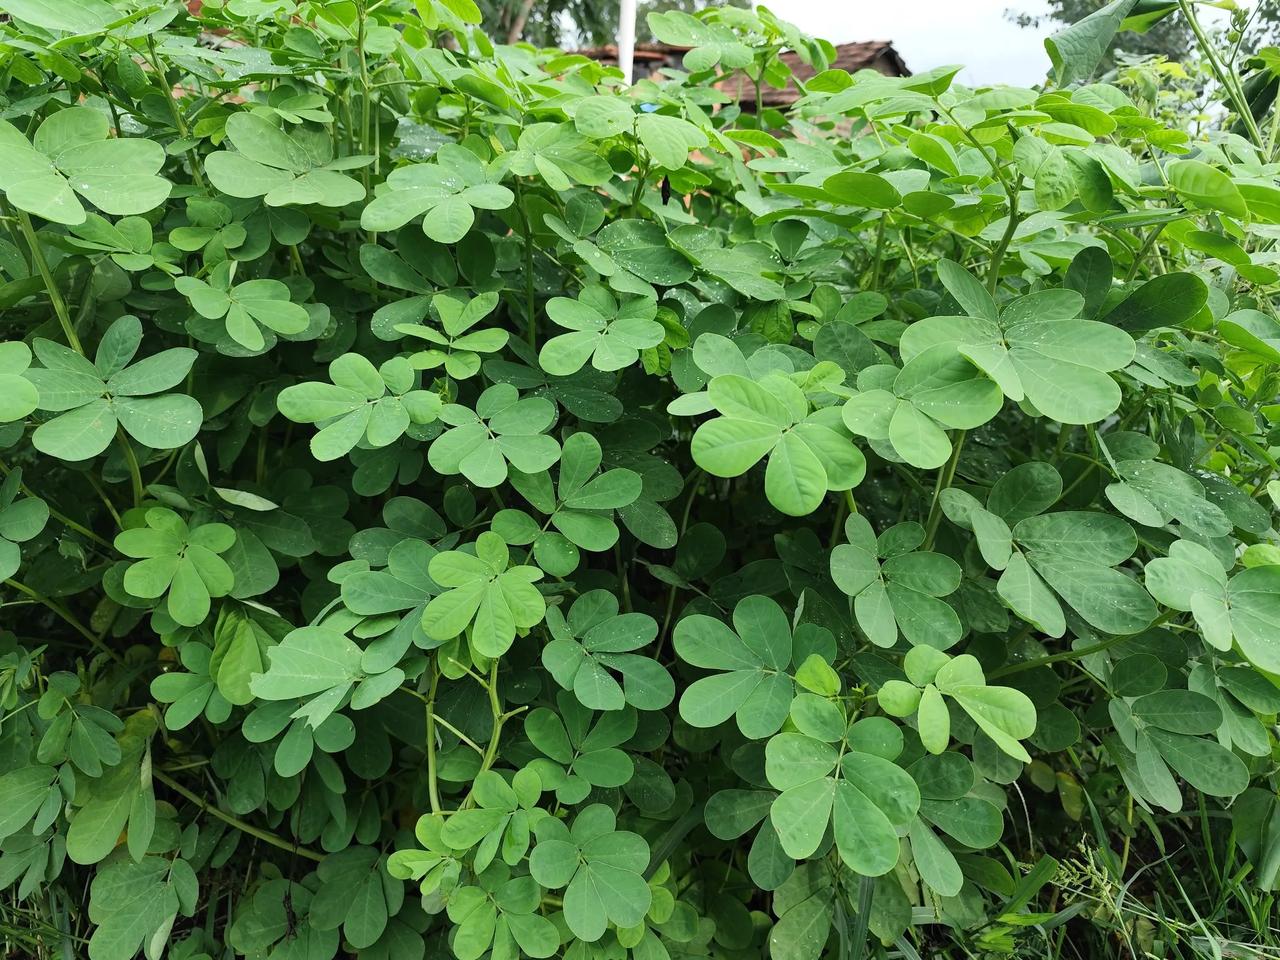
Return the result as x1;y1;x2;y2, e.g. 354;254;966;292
618;0;636;84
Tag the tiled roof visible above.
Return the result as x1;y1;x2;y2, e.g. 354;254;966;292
718;41;910;107
566;40;910;107
566;43;689;64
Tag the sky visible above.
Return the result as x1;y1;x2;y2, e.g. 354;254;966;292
771;0;1240;88
774;0;1054;87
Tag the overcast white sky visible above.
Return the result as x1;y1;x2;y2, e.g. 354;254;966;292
770;0;1239;88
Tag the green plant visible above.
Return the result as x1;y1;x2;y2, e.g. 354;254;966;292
0;1;1278;959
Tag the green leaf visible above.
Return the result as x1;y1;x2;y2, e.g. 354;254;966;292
32;399;116;460
1132;690;1222;735
1045;0;1139;86
87;857;184;960
0;0;118;34
823;172;901;210
597;220;693;285
0;764;56;841
0;109;170;224
0;342;38;422
1101;273;1208;333
423;533;547;658
1168;159;1248;219
529;806;650;941
67;773;137;865
636;114;707;170
575;97;635;139
1227;565;1280;674
933;655;1037;762
675;595;793;738
1145;728;1249;798
249;626;363;700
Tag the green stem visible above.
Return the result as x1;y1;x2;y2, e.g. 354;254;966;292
628;158;649;217
1059;452;1103;502
4;579;122;663
656;469;703;657
117;429;145;507
939;107;1020;294
480;659;502;770
828;493;849;551
1249;466;1274;501
431;713;483;754
1124;223;1168;282
0;460;111;548
152;769;323;861
869;213;887;289
456;661;525;812
923;430;966;550
987;191;1020;295
357;6;371;162
1052;424;1076;460
425;665;442;813
145;36;205;189
1178;0;1264;149
989;612;1175;680
85;473;124;528
513;180;537;349
17;210;82;354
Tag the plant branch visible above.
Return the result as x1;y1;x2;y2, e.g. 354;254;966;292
923;430;966;550
1178;0;1264;149
153;769;324;862
16;210;82;354
4;579;122;664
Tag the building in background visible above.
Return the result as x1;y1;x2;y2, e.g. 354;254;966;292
570;40;910;109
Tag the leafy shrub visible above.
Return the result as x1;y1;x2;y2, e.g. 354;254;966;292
0;1;1278;959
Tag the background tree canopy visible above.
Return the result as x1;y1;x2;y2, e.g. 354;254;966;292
481;0;747;48
1008;0;1280;71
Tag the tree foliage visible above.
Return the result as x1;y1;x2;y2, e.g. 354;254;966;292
0;2;1278;960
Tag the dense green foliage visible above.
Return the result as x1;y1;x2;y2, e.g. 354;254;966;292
0;1;1278;958
1010;0;1280;69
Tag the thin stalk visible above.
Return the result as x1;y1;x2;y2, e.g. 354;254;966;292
656;469;703;657
145;36;205;189
481;658;502;770
990;610;1175;679
17;211;82;354
0;460;111;548
456;660;523;812
1178;0;1264;149
17;209;144;503
153;770;323;861
513;180;537;349
116;429;145;507
938;108;1020;293
868;213;887;289
1052;423;1076;460
425;665;442;813
85;474;124;528
4;579;122;664
1125;223;1169;282
923;430;966;550
627;158;649;218
357;6;371;161
430;713;483;755
828;493;849;551
987;192;1020;294
988;633;1130;679
1267;83;1280;160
